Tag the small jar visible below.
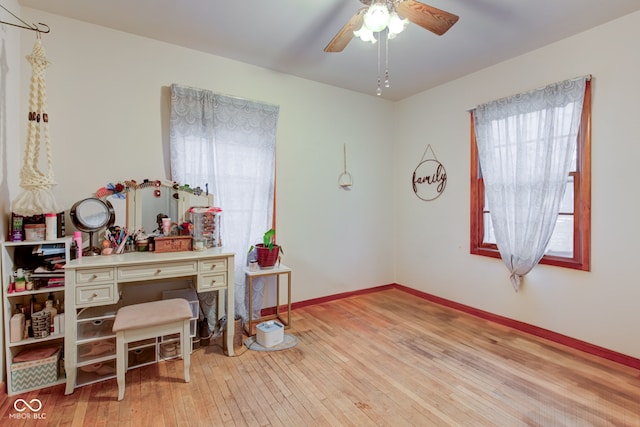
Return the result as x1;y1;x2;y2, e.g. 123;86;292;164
24;224;46;241
45;213;57;240
24;270;33;290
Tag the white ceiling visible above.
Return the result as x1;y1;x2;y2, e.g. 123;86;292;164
15;0;640;101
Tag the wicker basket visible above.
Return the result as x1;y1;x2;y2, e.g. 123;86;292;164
223;315;244;355
31;311;50;339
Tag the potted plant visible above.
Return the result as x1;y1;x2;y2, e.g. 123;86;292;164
249;228;283;269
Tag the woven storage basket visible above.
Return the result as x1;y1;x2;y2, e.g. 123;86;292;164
11;348;60;392
223;315;244;355
31;310;50;339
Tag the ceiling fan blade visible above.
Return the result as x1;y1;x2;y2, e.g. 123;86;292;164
324;7;366;52
396;0;459;36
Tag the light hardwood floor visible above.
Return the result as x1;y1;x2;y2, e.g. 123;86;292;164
2;288;639;426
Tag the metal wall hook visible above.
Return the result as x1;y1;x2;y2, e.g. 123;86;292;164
0;4;51;34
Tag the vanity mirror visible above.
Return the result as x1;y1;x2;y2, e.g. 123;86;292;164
70;197;115;256
94;181;133;230
96;179;212;236
133;181;179;233
104;194;127;228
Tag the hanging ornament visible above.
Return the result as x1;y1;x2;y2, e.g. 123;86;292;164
12;36;59;216
338;143;353;190
412;145;447;201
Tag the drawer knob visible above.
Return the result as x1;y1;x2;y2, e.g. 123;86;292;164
210;265;217;270
91;274;97;280
156;269;162;274
92;293;98;298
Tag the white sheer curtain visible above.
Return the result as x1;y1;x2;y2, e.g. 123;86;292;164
472;76;587;291
170;84;279;319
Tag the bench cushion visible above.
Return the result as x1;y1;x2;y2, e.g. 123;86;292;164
112;298;193;332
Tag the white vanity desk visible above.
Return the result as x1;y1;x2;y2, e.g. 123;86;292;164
64;247;235;395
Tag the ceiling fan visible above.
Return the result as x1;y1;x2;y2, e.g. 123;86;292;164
324;0;459;52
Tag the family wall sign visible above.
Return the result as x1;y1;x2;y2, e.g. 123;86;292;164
412;144;447;201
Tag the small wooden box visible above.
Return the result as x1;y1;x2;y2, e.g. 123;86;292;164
154;236;193;253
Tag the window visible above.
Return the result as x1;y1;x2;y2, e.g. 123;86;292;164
169;84;279;319
470;80;591;271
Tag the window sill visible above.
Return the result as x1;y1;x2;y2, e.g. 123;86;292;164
471;246;589;272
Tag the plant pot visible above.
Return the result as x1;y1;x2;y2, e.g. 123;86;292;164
255;244;280;269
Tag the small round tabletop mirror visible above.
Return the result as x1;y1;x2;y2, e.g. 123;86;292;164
70;197;115;256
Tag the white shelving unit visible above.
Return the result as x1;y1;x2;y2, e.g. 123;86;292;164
1;238;71;396
75;304;119;387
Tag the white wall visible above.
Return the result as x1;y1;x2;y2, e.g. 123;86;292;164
9;9;395;304
394;11;640;359
0;0;23;393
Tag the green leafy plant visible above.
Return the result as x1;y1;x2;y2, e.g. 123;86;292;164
248;228;284;254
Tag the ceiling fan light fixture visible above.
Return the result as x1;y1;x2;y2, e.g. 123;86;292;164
387;12;409;37
354;26;377;43
363;2;390;32
325;0;460;96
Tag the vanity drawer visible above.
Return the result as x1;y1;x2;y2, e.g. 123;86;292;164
117;261;198;281
76;268;115;284
76;359;116;387
128;346;157;370
77;337;116;365
76;283;118;307
77;318;115;341
199;258;228;274
198;272;227;292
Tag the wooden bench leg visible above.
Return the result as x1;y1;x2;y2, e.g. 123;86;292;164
116;320;190;401
116;331;126;401
182;319;191;383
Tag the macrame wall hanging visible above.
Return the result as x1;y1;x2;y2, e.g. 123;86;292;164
12;36;59;216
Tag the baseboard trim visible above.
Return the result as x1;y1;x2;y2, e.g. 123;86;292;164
393;284;640;370
260;284;396;315
262;283;640;370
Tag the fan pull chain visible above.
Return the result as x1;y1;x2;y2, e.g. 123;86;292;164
375;29;391;96
384;28;390;88
376;31;382;96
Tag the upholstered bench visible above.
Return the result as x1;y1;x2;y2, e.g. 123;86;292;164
112;298;193;400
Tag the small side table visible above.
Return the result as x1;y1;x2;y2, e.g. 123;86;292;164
245;263;292;336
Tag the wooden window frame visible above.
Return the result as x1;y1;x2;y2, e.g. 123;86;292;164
470;80;591;271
